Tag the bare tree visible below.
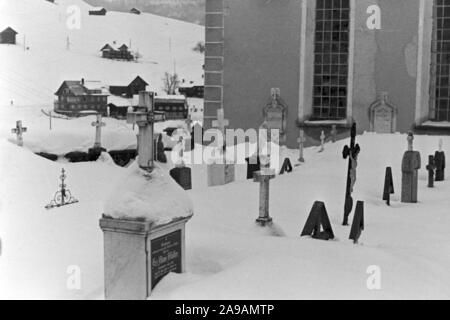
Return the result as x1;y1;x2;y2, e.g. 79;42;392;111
162;72;180;95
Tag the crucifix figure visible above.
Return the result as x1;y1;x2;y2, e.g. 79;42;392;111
127;91;166;171
212;108;229;150
297;129;306;163
91;113;106;149
342;122;361;226
11;120;27;147
319;131;326;152
254;168;276;226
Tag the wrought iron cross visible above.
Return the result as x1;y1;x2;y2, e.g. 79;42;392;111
342;122;361;226
127;91;165;171
11;120;27;147
45;168;78;209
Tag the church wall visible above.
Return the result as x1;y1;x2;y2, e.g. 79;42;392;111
206;0;430;148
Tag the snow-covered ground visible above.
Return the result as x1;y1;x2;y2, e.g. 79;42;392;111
0;0;204;108
1;129;450;299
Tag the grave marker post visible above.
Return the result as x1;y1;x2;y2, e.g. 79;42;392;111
254;169;276;226
11;120;27;147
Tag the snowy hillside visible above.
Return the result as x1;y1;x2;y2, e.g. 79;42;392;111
0;0;204;107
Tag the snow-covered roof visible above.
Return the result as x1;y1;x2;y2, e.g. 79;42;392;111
155;94;186;101
107;95;133;107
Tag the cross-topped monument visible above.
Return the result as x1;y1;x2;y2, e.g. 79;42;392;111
401;132;421;203
342;122;361;226
11;120;27;147
297;129;306;163
127;91;165;171
212;108;229;149
91;113;106;149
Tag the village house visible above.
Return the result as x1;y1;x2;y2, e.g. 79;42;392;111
109;76;148;98
89;7;107;16
204;0;450;148
0;27;18;45
179;79;204;98
100;43;134;61
54;79;109;115
130;8;141;15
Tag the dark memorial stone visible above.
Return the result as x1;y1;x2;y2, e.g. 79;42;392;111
301;201;334;241
279;158;293;175
342;122;361;225
246;156;261;180
151;230;182;289
383;167;394;206
108;149;137;167
154;134;167;163
170;166;192;190
401;151;421;203
426;155;436;188
349;201;364;244
434;151;445;182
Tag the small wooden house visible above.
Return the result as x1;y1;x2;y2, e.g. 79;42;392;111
0;27;18;45
89;7;107;16
100;43;134;60
54;79;108;115
130;8;141;15
109;76;148;98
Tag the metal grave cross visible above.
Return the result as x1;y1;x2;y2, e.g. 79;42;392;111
212;108;229;149
127;91;166;171
297;129;306;163
91;113;106;149
342;122;361;226
11;120;27;147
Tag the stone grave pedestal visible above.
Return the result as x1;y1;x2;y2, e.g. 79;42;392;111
99;215;192;300
207;162;235;187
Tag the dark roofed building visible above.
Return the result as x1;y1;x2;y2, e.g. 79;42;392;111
100;43;134;60
109;76;148;98
130;8;141;15
54;79;109;115
0;27;18;45
89;7;107;16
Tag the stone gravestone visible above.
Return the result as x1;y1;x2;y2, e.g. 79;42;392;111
279;158;293;175
300;201;334;241
434;139;446;181
11;120;27;147
154;133;167;163
207;108;235;187
342;122;361;225
369;92;397;134
99;91;193;300
245;155;261;180
349;201;364;244
263;88;287;145
331;125;338;143
170;138;192;190
319;131;325;152
254;169;276;226
383;167;395;206
401;132;421;203
426;155;436;188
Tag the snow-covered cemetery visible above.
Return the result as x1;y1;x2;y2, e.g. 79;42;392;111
1;0;450;302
